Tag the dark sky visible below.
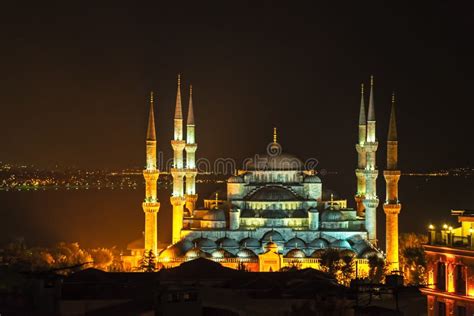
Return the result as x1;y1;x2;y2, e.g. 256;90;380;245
1;2;473;173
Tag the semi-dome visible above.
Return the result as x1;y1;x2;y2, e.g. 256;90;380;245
261;230;285;243
202;209;226;221
211;249;235;259
185;247;209;259
240;237;261;249
228;175;245;183
285;237;307;248
308;238;329;249
321;209;344;221
216;237;240;249
159;239;193;259
249;186;299;201
303;175;322;183
330;239;352;249
192;237;217;250
310;249;326;258
237;248;258;258
359;247;382;259
340;249;356;258
286;248;306;258
245;152;304;171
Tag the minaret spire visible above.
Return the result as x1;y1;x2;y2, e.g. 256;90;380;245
187;85;194;125
359;83;366;126
388;92;397;142
146;91;156;141
175;74;183;120
368;75;375;121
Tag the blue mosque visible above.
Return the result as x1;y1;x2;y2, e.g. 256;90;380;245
123;74;401;273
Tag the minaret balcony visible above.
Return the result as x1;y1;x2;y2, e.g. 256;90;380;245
171;140;186;151
363;197;379;208
170;168;186;177
383;170;401;177
383;202;401;213
185;143;198;152
364;142;378;152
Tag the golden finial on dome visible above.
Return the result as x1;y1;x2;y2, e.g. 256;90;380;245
370;75;374;86
273;127;277;143
215;192;219;209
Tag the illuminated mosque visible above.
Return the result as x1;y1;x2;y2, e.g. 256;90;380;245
123;75;401;274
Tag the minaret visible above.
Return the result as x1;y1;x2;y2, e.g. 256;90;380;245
185;84;198;216
384;92;401;271
170;74;186;243
142;92;160;255
355;83;367;217
363;75;379;244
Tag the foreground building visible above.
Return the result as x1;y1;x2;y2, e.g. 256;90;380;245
123;75;400;274
422;209;474;316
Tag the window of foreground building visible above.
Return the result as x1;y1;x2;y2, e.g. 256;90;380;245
437;262;446;291
455;264;466;295
438;301;446;316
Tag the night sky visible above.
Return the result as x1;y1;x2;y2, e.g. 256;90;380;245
1;2;473;173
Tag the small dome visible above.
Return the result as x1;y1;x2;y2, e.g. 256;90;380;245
245;152;304;171
308;238;329;249
286;248;306;258
202;209;226;221
330;239;352;250
159;239;193;259
249;186;299;201
228;175;244;183
237;248;257;258
285;237;307;248
310;249;326;258
192;237;217;250
265;241;279;252
359;247;382;259
321;209;344;221
216;237;239;249
304;175;321;183
340;249;356;258
308;207;319;213
240;237;261;249
261;230;285;243
211;249;235;259
185;247;209;259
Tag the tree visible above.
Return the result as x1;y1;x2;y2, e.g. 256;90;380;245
399;233;427;285
367;254;386;284
319;248;354;285
90;248;114;271
138;250;157;272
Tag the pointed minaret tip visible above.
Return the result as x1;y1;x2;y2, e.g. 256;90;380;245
368;75;375;121
187;84;195;125
175;74;183;120
359;83;366;125
146;91;156;141
273;127;277;143
388;91;398;141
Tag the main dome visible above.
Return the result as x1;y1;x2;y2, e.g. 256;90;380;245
248;186;298;201
245;152;304;170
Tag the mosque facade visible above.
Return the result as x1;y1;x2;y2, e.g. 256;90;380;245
123;75;400;274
